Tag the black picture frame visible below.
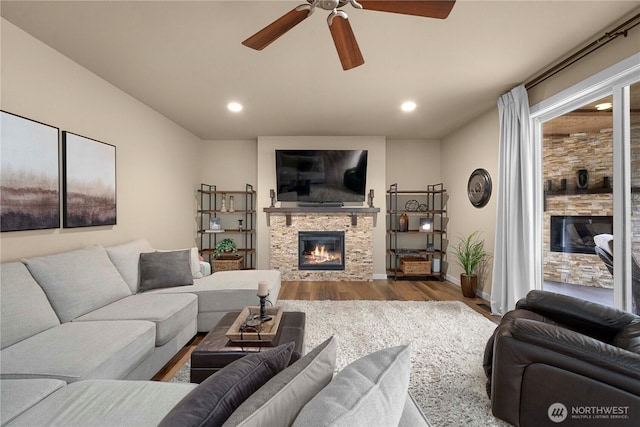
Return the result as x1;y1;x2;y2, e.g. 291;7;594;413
1;111;60;232
62;131;116;228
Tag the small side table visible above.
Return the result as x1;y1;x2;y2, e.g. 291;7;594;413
190;310;306;383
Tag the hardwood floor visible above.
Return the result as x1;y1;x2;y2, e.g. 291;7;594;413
152;279;499;382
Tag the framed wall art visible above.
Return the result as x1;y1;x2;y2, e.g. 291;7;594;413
1;111;60;232
62;131;116;228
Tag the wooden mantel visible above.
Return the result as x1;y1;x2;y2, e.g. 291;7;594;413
263;206;380;227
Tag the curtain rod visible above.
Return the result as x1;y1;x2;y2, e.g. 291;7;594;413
525;12;640;90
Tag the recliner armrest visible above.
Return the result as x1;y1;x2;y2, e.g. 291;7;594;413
516;290;638;341
506;318;640;376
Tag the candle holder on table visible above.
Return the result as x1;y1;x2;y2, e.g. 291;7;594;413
257;293;272;322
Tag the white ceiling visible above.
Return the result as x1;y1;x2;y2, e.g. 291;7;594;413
2;1;638;141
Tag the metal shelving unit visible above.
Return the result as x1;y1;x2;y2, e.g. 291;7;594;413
386;183;447;280
198;183;255;270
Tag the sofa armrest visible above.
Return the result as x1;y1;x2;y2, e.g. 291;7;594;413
516;290;638;340
199;261;211;277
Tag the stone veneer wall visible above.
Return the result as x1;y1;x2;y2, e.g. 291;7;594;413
269;213;374;281
543;129;613;288
543;124;640;288
544;194;613;288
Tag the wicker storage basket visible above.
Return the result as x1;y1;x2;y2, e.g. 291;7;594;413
399;257;431;275
211;255;244;272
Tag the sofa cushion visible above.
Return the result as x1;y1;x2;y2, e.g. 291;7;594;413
398;391;432;427
7;380;197;427
106;238;155;293
139;250;194;292
23;245;132;323
0;320;155;383
223;336;337;427
147;270;282;332
0;262;61;349
0;379;66;425
159;342;294;427
293;345;411;427
159;247;204;279
74;293;197;346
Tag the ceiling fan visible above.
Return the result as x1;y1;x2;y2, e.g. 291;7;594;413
242;0;456;71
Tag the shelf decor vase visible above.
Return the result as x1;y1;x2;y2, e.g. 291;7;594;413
398;213;409;232
460;274;477;298
220;194;227;212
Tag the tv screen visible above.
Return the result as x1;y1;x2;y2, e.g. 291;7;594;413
275;150;368;203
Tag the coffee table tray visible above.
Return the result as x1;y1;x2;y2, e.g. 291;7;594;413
225;306;284;342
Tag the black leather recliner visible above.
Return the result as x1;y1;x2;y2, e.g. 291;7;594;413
483;290;640;426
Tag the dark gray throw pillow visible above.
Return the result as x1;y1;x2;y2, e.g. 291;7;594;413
159;342;295;427
138;250;194;292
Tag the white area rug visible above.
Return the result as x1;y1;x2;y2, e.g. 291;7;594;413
172;300;509;426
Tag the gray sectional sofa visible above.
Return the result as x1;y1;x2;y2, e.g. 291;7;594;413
0;239;429;426
0;239;281;423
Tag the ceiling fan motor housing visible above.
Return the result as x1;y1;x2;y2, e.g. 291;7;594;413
311;0;358;11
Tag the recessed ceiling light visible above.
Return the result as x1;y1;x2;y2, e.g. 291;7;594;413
227;102;243;112
401;101;416;112
595;102;612;111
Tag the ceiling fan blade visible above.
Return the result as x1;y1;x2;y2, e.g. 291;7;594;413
329;15;364;71
242;7;311;50
358;1;456;19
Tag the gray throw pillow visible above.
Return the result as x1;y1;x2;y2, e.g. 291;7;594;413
159;342;294;427
293;345;411;427
223;336;338;427
139;250;193;292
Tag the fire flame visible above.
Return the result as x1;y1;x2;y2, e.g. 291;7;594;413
305;244;340;264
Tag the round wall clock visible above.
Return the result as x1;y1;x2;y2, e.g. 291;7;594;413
467;168;492;208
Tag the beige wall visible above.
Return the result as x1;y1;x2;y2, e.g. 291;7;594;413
200;140;257;189
0;19;202;262
527;13;640;105
441;109;499;297
385;139;441;189
255;136;387;276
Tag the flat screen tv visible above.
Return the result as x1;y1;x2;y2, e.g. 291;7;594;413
275;150;368;203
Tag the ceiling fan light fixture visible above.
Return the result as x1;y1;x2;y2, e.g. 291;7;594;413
401;101;417;112
227;102;243;113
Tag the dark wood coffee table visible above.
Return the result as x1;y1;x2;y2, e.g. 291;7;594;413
190;310;306;383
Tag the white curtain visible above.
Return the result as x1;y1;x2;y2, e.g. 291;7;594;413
491;85;538;315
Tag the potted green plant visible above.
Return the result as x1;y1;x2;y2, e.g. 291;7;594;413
214;238;237;259
451;231;487;298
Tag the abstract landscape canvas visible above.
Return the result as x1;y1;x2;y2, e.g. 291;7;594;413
1;111;60;232
63;132;116;227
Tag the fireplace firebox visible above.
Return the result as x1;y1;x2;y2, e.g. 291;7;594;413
298;231;345;270
550;215;613;254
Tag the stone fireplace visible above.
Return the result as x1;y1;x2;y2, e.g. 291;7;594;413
298;231;345;271
265;207;378;281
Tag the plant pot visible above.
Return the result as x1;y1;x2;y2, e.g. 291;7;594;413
460;274;477;298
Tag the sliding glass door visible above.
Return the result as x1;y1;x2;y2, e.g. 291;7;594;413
541;95;614;307
625;81;639;314
531;54;640;313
